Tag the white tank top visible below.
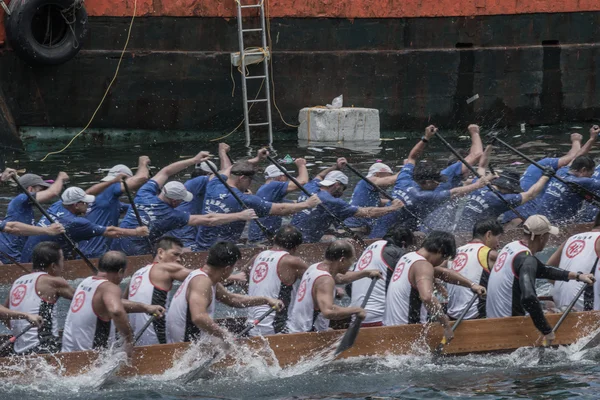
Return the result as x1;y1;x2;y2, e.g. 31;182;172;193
62;276;110;353
9;272;59;354
246;250;291;336
554;232;600;311
486;241;530;318
286;263;333;333
166;269;215;343
128;263;172;345
447;242;490;319
350;240;393;324
383;251;428;326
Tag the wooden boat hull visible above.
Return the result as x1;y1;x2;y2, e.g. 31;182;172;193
0;222;593;285
1;311;598;378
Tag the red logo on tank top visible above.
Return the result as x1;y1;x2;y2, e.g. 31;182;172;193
451;253;468;272
392;262;406;282
357;250;373;271
130;276;143;297
494;252;508;272
297;280;307;302
566;240;586;259
174;282;185;299
252;262;269;284
71;291;85;313
10;284;27;307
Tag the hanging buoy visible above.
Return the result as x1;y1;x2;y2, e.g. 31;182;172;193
4;0;89;65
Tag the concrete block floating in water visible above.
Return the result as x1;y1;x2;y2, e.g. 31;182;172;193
298;107;380;142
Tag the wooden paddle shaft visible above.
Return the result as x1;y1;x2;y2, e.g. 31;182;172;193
134;315;157;344
0;250;29;273
238;306;277;337
0;324;33;353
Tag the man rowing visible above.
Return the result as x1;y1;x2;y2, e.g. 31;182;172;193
112;151;258;256
446;219;503;319
195;150;321;250
486;215;594;343
0;172;68;263
79;156;151;258
62;251;165;358
248;157;309;243
20;187;150;262
291;157;404;243
166;241;282;344
126;236;192;345
546;211;600;311
6;242;74;354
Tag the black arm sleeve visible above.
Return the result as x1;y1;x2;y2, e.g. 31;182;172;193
518;255;552;335
383;244;404;293
535;265;571;282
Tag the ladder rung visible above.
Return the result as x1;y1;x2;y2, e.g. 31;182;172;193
242;28;263;33
246;75;266;79
244;51;266;56
248;122;270;126
240;4;261;8
247;99;268;103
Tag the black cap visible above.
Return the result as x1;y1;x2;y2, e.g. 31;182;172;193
493;170;521;193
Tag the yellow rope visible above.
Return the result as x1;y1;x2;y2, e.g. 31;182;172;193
40;0;138;162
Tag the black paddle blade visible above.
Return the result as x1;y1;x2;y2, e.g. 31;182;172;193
580;331;600;352
334;318;364;356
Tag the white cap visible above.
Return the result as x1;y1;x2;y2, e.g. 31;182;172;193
367;162;393;178
101;164;133;182
318;171;349;187
523;215;559;238
62;187;95;205
195;160;218;174
265;165;287;178
162;181;193;202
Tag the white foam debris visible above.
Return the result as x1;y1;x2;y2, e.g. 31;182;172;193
304;156;315;159
466;94;479;104
513;135;521;138
315;161;323;164
571;126;583;129
307;147;324;152
323;147;337;150
305;163;316;167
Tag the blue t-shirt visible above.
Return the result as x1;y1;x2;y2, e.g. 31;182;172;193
438;161;464;191
110;180;190;256
419;161;464;232
165;176;210;247
291;179;359;243
20;201;107;262
78;183;123;259
536;168;600;224
194;178;273;250
248;181;290;242
576;164;600;222
344;179;382;229
455;188;522;232
520;158;559;191
0;192;36;262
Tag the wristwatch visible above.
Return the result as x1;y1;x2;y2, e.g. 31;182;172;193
421;136;429;143
576;271;583;281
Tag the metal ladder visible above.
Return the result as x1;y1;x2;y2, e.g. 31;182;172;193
234;0;273;147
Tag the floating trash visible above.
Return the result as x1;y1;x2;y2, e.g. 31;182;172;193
278;154;294;164
380;138;395;141
571;126;583;129
305;163;316;167
513;135;521;138
466;94;479;104
315;161;323;164
307;147;324;152
458;136;468;140
323;147;337;150
520;123;526;133
540;125;549;129
511;162;524;165
385;148;393;151
304;156;315;159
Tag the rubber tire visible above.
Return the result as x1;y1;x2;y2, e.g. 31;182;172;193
4;0;89;65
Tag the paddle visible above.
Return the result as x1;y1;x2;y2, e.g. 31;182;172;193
0;324;34;354
134;314;158;344
10;175;98;274
121;177;153;250
334;277;377;357
345;163;431;230
434;131;526;220
203;160;274;241
433;293;478;357
491;134;600;208
238;305;278;337
265;154;366;246
542;282;589;347
0;250;30;274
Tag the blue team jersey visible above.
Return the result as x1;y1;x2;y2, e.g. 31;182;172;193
520;158;559;191
165;176;210;247
194;178;273;250
111;180;190;256
78;183;123;258
344;179;381;229
576;164;600;222
419;161;465;232
0;193;36;262
438;161;463;191
248;181;290;242
455;188;522;232
21;201;107;262
291;179;359;243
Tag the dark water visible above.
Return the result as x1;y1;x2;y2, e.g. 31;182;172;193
0;123;599;399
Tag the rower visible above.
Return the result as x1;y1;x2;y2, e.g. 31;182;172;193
62;251;165;358
369;125;494;237
247;157;309;243
286;240;370;333
290;157;404;243
486;215;594;343
79;156;151;258
0;172;69;263
165;241;283;344
20;187;150;262
125;236;192;345
546;210;600;311
111;150;258;256
382;231;457;343
5;242;74;354
446;219;503;319
194;150;321;250
166;143;233;248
